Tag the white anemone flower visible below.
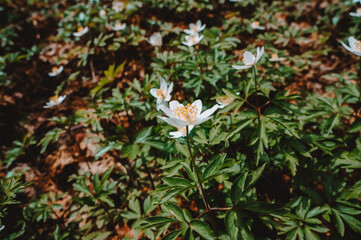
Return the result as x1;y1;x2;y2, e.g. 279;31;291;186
350;8;361;17
44;95;66;108
169;125;194;138
341;37;361;56
73;26;89;37
99;9;107;18
148;32;162;47
232;46;265;70
159;100;219;129
269;53;286;62
182;34;203;47
184;20;206;35
216;95;235;108
48;65;64;77
353;0;361;3
150;78;173;110
112;1;124;12
251;21;265;30
110;22;126;31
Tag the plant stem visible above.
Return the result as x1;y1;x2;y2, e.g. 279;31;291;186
252;65;258;107
186;126;210;210
141;154;155;190
358;57;361;104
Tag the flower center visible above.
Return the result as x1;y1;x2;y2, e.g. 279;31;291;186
271;53;278;60
252;21;260;28
51;67;59;73
189;35;198;44
77;26;84;32
156;89;166;100
355;40;361;53
173;104;198;123
357;8;361;15
49;95;59;103
177;127;187;135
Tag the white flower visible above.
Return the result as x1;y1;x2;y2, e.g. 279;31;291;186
148;32;162;47
48;65;64;77
182;34;203;47
269;53;286;62
110;21;126;31
230;0;242;2
350;8;361;17
99;9;107;18
232;46;265;70
251;21;265;30
73;26;89;37
112;1;124;12
170;125;194;138
150;78;173;110
216;95;235;108
341;37;361;56
159;100;219;128
353;0;361;3
44;95;66;108
184;20;206;35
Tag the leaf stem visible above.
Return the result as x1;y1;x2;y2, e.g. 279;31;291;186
186;125;210;211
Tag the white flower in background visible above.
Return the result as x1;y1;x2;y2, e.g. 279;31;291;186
184;20;206;35
269;53;286;62
353;0;361;3
251;21;265;30
350;8;361;17
48;65;64;77
73;26;88;37
148;32;162;47
159;100;219;128
150;78;173;110
169;125;194;138
232;46;265;70
341;37;361;56
44;95;66;108
182;34;203;47
110;21;126;31
112;1;124;12
99;9;107;18
216;95;235;108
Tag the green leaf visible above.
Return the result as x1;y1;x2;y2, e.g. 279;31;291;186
161;229;183;240
137;217;179;230
349;118;361;133
332;210;344;236
222;88;241;99
163;203;186;222
162;177;193;187
82;231;112;240
230;173;248;205
225;210;238;240
135;127;153;143
190;219;216;240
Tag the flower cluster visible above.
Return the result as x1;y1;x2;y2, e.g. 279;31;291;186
182;20;205;47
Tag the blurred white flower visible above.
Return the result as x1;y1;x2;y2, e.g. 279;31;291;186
232;46;265;70
184;20;206;35
44;95;66;108
182;34;203;47
110;21;126;31
148;32;162;47
73;26;88;37
159;100;219;128
350;8;361;17
230;0;242;2
99;9;107;18
269;53;286;62
48;65;64;77
150;78;173;110
353;0;361;3
169;125;194;138
251;21;265;30
216;95;235;108
112;1;124;12
341;37;361;56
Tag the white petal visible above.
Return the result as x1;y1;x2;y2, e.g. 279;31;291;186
167;82;173;95
169;100;182;111
48;72;57;77
191;100;202;117
232;64;251;70
349;12;361;17
58;95;66;103
243;51;256;65
348;37;359;49
150;88;158;98
255;46;264;63
170;131;183;138
184;29;194;35
341;41;355;53
159;104;173;117
198;104;219;120
160;78;167;90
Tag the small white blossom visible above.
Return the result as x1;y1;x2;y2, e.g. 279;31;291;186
148;32;162;47
99;9;107;18
353;0;361;3
232;46;265;70
150;78;173;110
182;34;203;47
73;26;89;37
48;65;64;77
112;1;124;12
159;100;219;128
184;20;206;35
44;95;66;108
170;125;194;138
269;53;286;62
216;95;235;108
341;37;361;56
350;8;361;17
251;21;265;30
110;21;126;31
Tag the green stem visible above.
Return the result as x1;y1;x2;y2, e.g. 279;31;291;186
252;65;259;107
186;125;210;210
358;58;361;103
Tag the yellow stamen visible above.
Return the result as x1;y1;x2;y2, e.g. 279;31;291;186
271;53;278;60
49;95;59;102
173;104;199;123
156;89;166;100
77;26;84;32
51;66;59;73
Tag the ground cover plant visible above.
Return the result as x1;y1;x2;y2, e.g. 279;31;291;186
1;0;361;239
